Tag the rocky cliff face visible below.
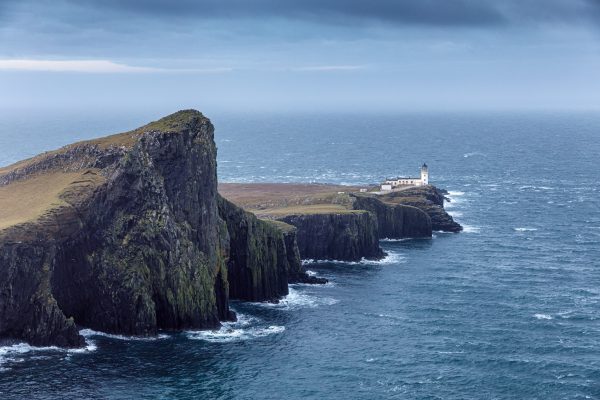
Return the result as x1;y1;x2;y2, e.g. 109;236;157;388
378;186;462;233
351;195;432;239
279;212;384;261
219;197;291;302
0;110;306;347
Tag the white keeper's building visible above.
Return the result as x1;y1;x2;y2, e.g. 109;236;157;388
380;163;429;191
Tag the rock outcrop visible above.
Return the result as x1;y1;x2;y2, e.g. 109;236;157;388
218;196;312;302
0;110;310;347
279;211;384;261
351;195;432;239
378;186;462;232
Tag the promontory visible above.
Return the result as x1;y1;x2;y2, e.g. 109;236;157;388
0;110;460;348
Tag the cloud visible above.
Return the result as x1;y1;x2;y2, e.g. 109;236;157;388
18;0;600;28
290;65;366;72
2;0;600;36
0;59;157;73
0;59;233;73
111;0;506;26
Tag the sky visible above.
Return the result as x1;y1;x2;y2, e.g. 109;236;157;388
0;0;599;113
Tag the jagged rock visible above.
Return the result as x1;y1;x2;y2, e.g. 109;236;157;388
377;186;462;232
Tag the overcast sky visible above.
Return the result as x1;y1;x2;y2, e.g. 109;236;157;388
1;0;599;112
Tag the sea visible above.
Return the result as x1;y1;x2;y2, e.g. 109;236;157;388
0;109;599;399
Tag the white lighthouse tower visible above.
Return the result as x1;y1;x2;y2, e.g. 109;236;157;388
420;163;429;185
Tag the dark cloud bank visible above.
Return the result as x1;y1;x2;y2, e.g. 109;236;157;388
2;0;599;28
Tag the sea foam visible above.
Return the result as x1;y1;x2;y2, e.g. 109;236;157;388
302;250;405;266
186;312;283;343
461;225;481;234
0;339;96;370
79;329;170;341
252;287;339;310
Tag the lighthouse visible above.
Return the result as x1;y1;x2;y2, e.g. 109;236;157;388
420;163;429;185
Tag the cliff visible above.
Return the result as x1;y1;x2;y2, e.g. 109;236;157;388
218;183;456;260
218;196;317;301
0;110;307;347
351;195;432;238
279;211;384;261
377;186;462;232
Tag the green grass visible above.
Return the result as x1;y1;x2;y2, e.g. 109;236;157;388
0;171;105;230
251;204;364;217
261;219;297;233
0;110;209;178
84;109;208;149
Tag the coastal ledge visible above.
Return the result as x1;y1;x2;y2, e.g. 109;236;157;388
218;182;462;261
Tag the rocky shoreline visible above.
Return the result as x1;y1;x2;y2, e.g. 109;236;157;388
0;110;460;348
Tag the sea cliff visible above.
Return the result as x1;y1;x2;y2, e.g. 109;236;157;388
219;182;461;261
279;211;383;262
0;111;459;348
0;110;311;347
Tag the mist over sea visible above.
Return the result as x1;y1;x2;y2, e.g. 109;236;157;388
1;110;599;399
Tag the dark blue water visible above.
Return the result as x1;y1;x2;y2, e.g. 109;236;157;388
1;110;599;399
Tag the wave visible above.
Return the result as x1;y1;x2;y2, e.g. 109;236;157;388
0;339;96;370
534;313;553;320
291;270;336;287
444;191;466;209
463;152;486;158
79;329;170;341
518;185;554;191
380;237;433;243
251;287;338;311
514;227;538;232
461;225;481;233
302;250;405;266
186;312;283;343
447;211;463;218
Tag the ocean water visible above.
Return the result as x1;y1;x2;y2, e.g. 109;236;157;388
1;110;599;399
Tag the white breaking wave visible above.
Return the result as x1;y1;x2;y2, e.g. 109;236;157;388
79;329;170;341
252;287;339;310
461;225;481;233
447;211;463;218
290;270;336;287
445;190;466;207
514;227;538;232
463;152;487;158
534;313;553;320
518;185;554;191
380;238;411;242
302;250;405;266
186;312;283;343
0;339;96;370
